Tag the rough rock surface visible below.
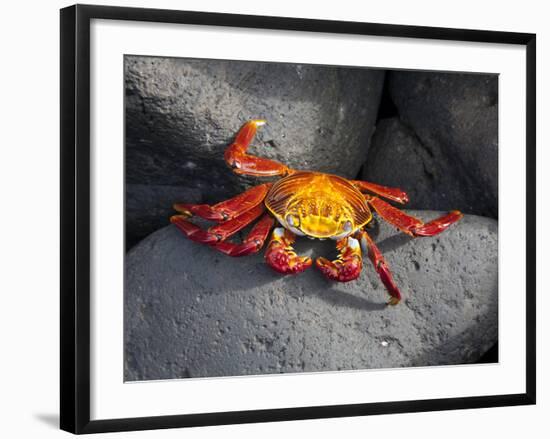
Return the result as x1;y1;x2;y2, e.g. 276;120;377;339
362;117;488;215
125;56;385;246
385;71;498;219
125;211;498;381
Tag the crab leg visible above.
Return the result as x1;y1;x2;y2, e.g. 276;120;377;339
173;183;271;222
214;214;275;257
224;120;294;177
367;196;463;237
356;230;402;305
265;228;313;274
352;180;409;204
315;236;363;282
171;204;265;245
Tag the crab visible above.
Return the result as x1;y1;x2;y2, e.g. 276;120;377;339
171;120;463;305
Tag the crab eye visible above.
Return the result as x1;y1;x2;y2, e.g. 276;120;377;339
286;214;300;228
343;221;352;232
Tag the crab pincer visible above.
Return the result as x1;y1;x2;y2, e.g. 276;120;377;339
265;228;313;274
315;237;363;282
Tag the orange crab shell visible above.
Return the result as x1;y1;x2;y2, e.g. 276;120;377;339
265;171;373;239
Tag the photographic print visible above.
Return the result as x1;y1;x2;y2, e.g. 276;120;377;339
123;55;498;381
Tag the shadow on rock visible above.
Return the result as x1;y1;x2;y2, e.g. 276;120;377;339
377;234;414;254
285;271;388;312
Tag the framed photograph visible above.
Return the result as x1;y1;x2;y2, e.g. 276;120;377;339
60;4;536;434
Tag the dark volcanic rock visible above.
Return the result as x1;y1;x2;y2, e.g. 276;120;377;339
125;56;385;246
362;117;487;215
385;71;498;218
125;184;202;250
125;211;498;381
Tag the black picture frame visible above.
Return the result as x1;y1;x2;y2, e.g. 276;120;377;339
60;4;536;434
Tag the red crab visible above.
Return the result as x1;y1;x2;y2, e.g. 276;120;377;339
171;120;463;305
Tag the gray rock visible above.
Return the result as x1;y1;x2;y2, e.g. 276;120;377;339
125;56;385;246
387;71;498;218
125;210;498;381
362;117;488;215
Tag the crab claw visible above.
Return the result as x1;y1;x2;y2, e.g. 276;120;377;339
315;237;362;282
265;228;312;274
